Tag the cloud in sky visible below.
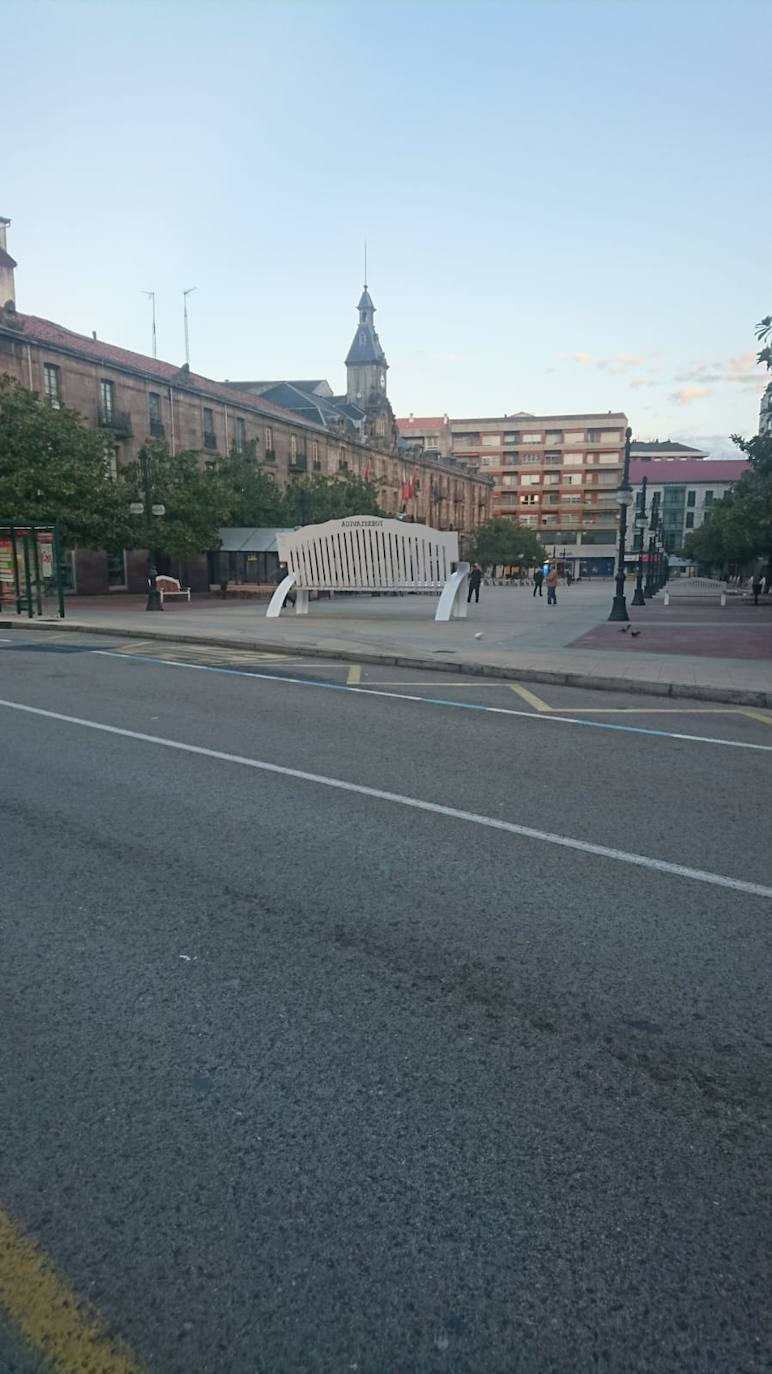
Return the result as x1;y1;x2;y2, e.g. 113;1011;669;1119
674;352;764;389
571;352;652;374
671;385;712;405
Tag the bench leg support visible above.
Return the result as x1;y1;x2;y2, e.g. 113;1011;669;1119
266;572;298;618
435;564;470;622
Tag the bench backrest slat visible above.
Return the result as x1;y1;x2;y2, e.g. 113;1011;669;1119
277;517;459;590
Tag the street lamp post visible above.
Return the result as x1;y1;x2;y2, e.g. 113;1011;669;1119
631;473;648;607
644;493;659;597
608;426;634;622
135;446;165;611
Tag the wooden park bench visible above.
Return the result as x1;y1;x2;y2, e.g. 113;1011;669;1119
266;516;469;622
663;576;727;607
155;575;191;605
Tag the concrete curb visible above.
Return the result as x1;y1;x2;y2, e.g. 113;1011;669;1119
2;616;771;708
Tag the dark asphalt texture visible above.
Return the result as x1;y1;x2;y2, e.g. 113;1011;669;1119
1;637;771;1373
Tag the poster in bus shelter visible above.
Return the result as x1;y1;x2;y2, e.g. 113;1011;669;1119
0;530;54;600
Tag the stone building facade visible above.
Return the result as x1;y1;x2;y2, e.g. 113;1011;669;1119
0;239;492;592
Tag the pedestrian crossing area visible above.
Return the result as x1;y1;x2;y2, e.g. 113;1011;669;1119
109;640;298;668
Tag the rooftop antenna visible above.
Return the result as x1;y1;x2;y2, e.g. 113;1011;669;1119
142;290;157;358
183;287;196;367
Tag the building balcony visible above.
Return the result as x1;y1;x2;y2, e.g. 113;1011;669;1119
98;406;133;437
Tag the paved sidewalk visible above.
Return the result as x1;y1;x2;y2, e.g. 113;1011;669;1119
2;583;771;706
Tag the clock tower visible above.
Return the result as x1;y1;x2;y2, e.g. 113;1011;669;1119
345;285;388;410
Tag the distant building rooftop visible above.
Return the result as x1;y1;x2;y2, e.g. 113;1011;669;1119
629;458;748;484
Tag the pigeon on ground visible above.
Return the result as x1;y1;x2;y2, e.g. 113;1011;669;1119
619;624;631;633
631;629;641;637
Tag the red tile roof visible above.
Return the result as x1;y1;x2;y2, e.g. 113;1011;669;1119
396;416;449;431
3;311;318;429
630;458;749;484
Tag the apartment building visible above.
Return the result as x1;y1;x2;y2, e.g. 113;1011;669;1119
450;412;628;575
629;458;749;553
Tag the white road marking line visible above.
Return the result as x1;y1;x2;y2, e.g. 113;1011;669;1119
92;651;772;754
1;695;770;901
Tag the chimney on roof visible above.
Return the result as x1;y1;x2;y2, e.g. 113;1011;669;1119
0;216;17;309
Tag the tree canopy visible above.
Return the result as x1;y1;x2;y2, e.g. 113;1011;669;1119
685;313;772;574
282;472;384;526
0;376;128;547
466;517;545;568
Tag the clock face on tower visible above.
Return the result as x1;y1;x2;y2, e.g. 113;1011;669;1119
378;371;386;390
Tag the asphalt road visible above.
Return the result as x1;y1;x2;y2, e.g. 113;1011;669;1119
1;634;771;1373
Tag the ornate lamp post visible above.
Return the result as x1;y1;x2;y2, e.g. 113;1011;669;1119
131;446;166;611
631;473;648;607
608;426;634;622
644;492;659;597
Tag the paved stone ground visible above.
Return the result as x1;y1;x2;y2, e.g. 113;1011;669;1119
2;581;770;704
572;597;772;660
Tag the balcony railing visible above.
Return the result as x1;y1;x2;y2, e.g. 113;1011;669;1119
264;449;276;463
98;406;133;437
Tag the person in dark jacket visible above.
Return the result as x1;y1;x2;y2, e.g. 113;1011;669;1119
533;567;544;597
467;563;483;604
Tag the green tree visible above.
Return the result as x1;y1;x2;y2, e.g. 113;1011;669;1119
282;472;384;526
122;442;230;558
466;517;545;569
215;442;288;527
0;375;128;546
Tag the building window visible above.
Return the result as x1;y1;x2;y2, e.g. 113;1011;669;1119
203;408;216;449
562;452;584;466
562;494;581;505
544;454;561;465
521;474;540;487
522;453;541;464
235;417;247;453
148;392;164;438
44;363;61;408
522;432;543;444
481;434;501;447
311;440;320;469
544;474;560;486
106;549;127;588
545;430;563;444
501;475;517;487
685;512;695;529
99;379;114;423
290;434;297;461
521;493;539;505
339;447;348;471
686;490;696;507
704;490;713;507
481;455;498;467
587;429;602;442
264;426;274;457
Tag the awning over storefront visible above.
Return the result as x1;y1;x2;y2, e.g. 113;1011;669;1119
217;528;294;553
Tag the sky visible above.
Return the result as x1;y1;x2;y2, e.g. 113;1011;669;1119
3;0;770;456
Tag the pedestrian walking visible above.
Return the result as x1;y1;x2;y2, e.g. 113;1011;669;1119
546;566;559;605
751;570;763;606
532;567;544;598
467;563;482;605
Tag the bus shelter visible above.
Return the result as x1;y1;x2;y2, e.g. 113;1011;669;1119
0;522;66;618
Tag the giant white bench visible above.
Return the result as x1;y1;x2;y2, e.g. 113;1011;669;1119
664;576;727;607
267;516;469;622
